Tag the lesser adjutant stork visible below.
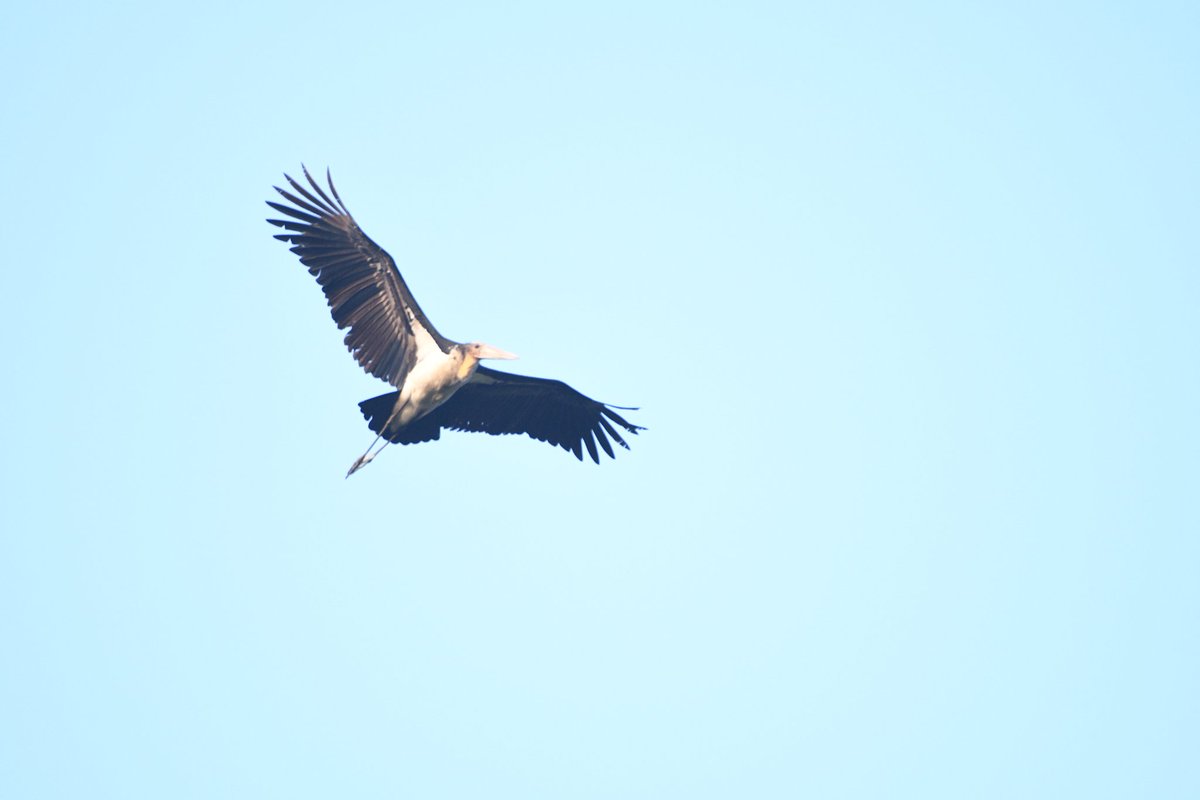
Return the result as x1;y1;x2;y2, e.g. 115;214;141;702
267;167;643;476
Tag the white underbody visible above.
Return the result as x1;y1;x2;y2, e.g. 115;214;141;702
389;348;475;428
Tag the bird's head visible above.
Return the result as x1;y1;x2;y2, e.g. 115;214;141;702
458;342;518;377
464;342;518;362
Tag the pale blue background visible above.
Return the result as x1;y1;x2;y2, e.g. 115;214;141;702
3;2;1198;797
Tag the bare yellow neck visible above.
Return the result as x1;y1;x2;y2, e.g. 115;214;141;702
457;352;479;379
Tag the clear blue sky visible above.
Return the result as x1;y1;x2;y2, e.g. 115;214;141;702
2;2;1198;797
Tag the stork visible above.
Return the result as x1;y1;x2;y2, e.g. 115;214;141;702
266;167;642;476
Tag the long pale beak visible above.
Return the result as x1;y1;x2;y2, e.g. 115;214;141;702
476;344;518;360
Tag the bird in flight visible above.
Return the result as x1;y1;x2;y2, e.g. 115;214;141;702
267;167;643;476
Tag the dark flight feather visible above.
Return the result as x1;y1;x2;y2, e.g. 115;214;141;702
359;366;643;463
266;166;454;386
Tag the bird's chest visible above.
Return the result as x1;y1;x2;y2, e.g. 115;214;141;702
396;354;472;422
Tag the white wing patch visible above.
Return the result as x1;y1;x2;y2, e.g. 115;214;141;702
406;304;445;361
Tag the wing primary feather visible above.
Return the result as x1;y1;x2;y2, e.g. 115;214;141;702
583;430;600;463
265;202;322;223
601;406;644;433
302;164;344;214
284;172;337;215
595;427;615;459
324;167;354;216
274;185;330;218
598;417;630;450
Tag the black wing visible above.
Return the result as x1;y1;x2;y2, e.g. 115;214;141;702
358;390;444;446
267;167;456;386
421;366;643;462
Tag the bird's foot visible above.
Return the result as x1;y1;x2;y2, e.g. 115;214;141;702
346;452;375;478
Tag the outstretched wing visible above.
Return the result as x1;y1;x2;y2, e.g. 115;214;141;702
423;366;644;462
267;167;455;386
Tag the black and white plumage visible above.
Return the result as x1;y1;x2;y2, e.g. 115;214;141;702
267;167;642;475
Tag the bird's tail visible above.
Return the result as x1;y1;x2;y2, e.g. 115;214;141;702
358;392;401;436
357;392;444;446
